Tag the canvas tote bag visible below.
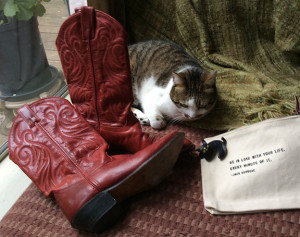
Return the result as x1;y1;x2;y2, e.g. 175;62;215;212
201;115;300;214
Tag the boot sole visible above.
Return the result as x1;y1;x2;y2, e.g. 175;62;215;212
71;132;185;233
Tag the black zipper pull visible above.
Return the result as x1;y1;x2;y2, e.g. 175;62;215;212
196;137;227;161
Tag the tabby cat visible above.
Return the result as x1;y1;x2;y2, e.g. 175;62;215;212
128;40;217;130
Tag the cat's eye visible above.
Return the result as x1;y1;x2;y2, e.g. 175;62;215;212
180;103;188;108
198;104;210;110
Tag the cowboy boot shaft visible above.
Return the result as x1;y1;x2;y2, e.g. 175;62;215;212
56;8;154;153
56;8;135;132
9;98;109;194
9;98;110;220
55;11;99;130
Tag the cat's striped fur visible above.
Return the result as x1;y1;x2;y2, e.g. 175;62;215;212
129;40;217;130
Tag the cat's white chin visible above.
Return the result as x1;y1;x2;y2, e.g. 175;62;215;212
182;117;200;122
182;114;206;122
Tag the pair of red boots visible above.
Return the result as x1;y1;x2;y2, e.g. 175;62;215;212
9;7;193;233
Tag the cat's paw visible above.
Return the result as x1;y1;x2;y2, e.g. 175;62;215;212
149;115;167;130
131;107;150;126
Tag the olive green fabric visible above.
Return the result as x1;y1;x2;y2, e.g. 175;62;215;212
125;0;300;130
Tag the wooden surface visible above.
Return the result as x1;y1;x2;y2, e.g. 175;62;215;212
39;0;69;70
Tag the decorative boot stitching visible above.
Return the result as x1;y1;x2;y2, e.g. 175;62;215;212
18;106;100;192
87;40;101;132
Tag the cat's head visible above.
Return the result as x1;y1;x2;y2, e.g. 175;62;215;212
170;68;217;121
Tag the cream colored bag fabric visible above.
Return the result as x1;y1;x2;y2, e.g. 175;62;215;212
201;116;300;214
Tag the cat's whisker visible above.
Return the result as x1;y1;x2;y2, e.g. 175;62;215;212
167;120;175;126
169;116;184;125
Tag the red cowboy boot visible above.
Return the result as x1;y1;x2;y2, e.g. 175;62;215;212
56;7;194;154
9;97;184;233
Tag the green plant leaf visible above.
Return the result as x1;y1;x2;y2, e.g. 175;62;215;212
16;9;33;20
15;0;35;21
3;0;18;17
18;0;35;8
34;4;46;17
2;0;49;20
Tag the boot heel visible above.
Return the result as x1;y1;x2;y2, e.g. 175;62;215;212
71;191;124;233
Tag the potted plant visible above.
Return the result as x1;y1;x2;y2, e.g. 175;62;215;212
0;0;64;104
0;0;65;136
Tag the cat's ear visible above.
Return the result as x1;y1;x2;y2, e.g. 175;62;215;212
172;72;185;87
202;71;217;86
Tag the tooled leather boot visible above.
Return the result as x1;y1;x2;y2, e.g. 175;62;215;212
56;7;194;154
9;97;184;233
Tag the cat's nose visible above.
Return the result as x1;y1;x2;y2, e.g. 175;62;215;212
184;113;190;118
